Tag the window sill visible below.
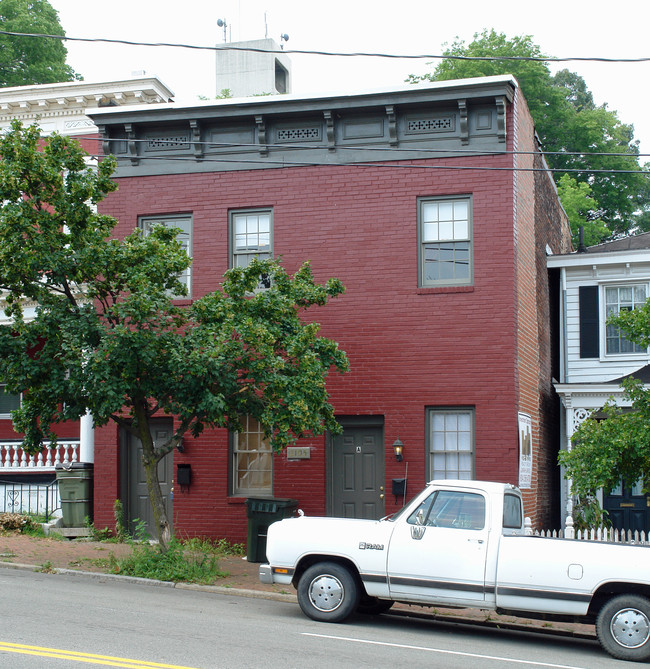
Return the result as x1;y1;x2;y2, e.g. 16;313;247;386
227;495;274;504
417;286;474;295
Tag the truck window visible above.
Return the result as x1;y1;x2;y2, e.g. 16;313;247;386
408;490;485;530
503;493;523;529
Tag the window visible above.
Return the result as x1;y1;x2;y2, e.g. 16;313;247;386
427;408;474;480
139;215;192;296
230;209;273;289
0;385;20;419
605;285;647;354
231;416;273;496
503;493;523;529
419;196;472;287
407;490;485;530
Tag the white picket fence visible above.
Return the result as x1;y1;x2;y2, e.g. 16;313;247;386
525;516;650;545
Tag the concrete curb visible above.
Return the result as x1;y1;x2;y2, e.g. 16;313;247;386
0;561;597;641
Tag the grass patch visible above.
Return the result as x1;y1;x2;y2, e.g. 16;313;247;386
112;538;227;584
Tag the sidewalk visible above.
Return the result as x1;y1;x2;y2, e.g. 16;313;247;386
0;533;596;641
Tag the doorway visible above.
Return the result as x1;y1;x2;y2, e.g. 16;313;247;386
123;420;174;537
604;480;650;534
328;417;385;519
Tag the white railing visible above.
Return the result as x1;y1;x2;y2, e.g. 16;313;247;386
525;516;650;545
0;441;80;471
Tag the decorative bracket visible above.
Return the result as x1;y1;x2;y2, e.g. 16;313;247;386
125;123;139;165
458;99;469;145
255;115;268;156
495;96;506;143
189;120;203;161
323;111;335;152
386;105;398;146
97;125;111;157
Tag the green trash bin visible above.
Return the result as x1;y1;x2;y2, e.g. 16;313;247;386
245;498;298;563
55;463;94;528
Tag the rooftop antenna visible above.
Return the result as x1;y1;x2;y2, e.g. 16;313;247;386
217;18;228;43
280;33;289;49
264;11;268;39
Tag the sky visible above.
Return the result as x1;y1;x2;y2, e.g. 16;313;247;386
49;0;650;157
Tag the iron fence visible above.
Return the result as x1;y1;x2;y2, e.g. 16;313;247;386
0;479;60;521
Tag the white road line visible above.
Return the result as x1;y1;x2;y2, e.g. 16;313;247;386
301;632;588;669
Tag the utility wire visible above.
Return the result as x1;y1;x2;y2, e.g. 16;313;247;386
1;30;649;63
99;136;650;160
97;152;650;176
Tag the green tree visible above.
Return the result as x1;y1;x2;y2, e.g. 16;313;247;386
556;174;609;246
0;0;79;87
0;122;348;548
408;29;647;237
559;301;650;508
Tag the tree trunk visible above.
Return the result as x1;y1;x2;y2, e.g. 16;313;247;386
136;413;172;551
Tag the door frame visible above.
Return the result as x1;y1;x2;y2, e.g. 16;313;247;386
120;419;174;536
326;415;385;517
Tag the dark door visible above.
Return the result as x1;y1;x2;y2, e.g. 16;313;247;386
329;419;385;519
604;480;650;533
124;421;174;537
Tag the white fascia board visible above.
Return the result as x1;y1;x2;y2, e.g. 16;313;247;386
548;248;650;269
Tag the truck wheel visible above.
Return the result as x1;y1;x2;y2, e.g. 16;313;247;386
297;562;360;623
596;594;650;661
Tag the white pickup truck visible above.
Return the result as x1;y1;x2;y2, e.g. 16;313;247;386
259;480;650;662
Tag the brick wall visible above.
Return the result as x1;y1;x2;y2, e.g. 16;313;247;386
95;147;530;542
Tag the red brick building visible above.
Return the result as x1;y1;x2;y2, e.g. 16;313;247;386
3;75;572;542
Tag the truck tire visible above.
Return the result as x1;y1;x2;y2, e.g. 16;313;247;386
297;562;360;623
596;594;650;661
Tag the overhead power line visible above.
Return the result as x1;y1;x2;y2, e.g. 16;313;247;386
1;30;649;64
100;136;650;160
95;152;650;176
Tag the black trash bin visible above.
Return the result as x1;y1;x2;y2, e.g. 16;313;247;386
245;498;298;563
55;462;94;528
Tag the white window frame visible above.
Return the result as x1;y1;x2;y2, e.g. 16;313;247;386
230;416;273;497
602;283;648;358
0;385;21;419
139;214;192;297
418;196;473;287
229;208;273;290
426;407;475;480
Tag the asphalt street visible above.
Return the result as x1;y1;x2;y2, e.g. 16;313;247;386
0;568;639;668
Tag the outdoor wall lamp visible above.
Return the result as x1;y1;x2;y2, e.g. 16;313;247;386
392;438;404;462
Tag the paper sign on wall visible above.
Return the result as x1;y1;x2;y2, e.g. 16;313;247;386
518;412;532;489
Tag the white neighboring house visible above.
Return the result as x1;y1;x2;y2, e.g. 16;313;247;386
549;232;650;532
0;75;173;136
0;76;174;486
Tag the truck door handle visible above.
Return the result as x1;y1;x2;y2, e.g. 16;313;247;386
468;539;484;544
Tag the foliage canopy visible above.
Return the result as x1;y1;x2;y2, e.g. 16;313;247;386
0;0;79;87
0;122;348;547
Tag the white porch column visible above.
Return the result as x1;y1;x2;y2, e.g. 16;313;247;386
79;410;95;464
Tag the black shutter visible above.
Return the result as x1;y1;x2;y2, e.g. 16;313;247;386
579;285;599;358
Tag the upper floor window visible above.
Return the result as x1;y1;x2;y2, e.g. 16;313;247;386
427;408;474;480
605;285;647;355
230;209;273;290
230;416;273;496
139;215;192;296
0;385;20;419
418;196;472;287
